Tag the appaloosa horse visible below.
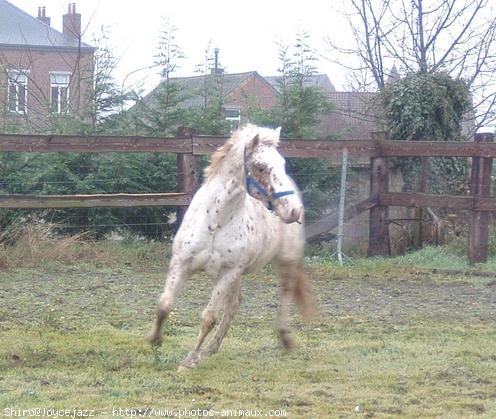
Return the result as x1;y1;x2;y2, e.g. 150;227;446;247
148;124;315;370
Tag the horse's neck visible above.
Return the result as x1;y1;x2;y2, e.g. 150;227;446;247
204;160;246;223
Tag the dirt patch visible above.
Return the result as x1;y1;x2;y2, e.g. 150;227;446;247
313;276;496;324
0;266;494;333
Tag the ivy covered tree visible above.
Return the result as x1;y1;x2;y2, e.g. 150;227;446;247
329;0;496;132
381;70;471;248
382;72;470;143
382;71;471;194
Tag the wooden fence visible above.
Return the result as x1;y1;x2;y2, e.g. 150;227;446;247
0;129;494;264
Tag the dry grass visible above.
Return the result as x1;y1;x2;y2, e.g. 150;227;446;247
0;220;170;270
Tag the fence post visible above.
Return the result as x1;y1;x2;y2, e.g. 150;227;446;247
468;132;494;264
412;156;430;249
176;126;199;225
368;131;390;256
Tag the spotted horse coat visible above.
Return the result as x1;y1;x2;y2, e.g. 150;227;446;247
148;124;316;370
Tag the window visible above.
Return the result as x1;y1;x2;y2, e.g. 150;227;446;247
8;70;28;114
50;72;70;113
225;107;241;132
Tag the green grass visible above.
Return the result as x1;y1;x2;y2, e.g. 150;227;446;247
0;240;495;418
308;237;496;272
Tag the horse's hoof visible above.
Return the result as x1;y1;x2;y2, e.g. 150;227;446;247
282;338;296;351
146;331;163;347
279;331;295;351
179;350;201;370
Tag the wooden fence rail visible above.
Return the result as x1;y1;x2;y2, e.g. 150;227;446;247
0;130;494;263
3;133;496;157
0;193;189;209
378;192;496;211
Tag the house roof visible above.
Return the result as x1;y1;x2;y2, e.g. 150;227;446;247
144;71;278;109
318;91;383;140
0;0;93;51
264;74;336;93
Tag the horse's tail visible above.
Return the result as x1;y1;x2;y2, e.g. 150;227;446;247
293;265;318;322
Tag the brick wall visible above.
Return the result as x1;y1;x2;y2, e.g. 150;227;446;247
0;47;93;132
226;74;278;111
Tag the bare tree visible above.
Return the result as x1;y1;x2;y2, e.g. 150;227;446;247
328;0;496;131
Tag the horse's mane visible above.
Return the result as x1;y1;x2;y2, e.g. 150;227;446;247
204;124;280;181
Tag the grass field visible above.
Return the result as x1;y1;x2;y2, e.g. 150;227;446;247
0;237;495;418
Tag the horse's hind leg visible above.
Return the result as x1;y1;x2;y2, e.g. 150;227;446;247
277;262;297;349
276;261;316;350
147;258;189;346
179;269;241;370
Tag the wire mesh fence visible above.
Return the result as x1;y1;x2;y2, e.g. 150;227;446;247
0;150;368;239
1;146;493;258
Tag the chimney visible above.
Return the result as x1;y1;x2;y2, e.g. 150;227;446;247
211;47;224;75
63;3;81;39
37;6;51;26
386;64;400;85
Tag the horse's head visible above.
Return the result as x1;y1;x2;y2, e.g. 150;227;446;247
244;128;303;224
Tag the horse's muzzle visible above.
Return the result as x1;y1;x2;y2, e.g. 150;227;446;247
282;207;302;224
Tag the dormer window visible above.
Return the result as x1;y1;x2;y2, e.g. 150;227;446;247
7;70;28;114
50;72;70;113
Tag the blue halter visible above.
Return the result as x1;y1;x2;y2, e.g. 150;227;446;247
244;146;295;211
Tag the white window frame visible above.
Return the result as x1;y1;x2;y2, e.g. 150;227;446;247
7;70;28;114
50;71;71;114
225;107;241;131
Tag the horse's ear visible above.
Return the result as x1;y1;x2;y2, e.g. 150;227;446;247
248;134;260;152
275;127;282;137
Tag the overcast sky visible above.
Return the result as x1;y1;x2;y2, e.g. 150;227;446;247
9;0;348;94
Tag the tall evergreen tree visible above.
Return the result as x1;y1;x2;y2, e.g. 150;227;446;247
184;43;229;135
250;32;337;221
132;20;187;136
251;32;332;138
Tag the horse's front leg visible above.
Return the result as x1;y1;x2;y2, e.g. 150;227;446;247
178;268;242;371
201;282;242;357
147;258;189;346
